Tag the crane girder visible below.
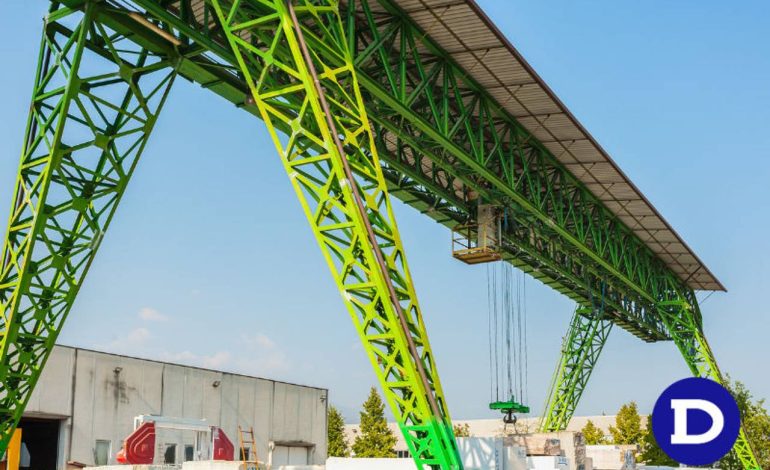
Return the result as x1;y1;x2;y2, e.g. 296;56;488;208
0;1;760;469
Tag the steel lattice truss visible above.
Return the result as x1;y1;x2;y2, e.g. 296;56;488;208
541;308;613;432
0;0;176;447
0;1;760;469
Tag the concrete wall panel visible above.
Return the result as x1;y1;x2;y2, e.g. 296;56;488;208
25;346;75;417
252;379;274;461
71;350;164;464
270;383;326;464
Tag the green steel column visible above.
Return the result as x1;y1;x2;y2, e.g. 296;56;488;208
540;308;613;432
207;0;461;468
658;298;760;469
0;2;176;452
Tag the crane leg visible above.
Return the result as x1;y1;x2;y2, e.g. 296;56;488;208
0;3;176;452
207;1;461;468
541;308;613;432
658;299;760;469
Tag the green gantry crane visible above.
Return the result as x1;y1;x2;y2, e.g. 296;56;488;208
0;0;760;469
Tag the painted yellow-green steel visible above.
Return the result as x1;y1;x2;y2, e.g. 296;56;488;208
658;298;759;469
542;297;759;468
541;308;613;433
0;2;177;451
207;0;461;468
0;1;761;469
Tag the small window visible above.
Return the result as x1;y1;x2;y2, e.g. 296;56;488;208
94;440;111;466
240;446;250;461
184;445;195;462
164;444;177;464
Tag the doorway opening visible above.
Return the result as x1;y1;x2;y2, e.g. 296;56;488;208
18;418;60;470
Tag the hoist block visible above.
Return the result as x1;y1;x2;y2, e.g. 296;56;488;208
489;399;530;415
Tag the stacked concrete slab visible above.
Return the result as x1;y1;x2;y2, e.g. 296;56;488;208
457;436;505;469
325;457;416;469
504;445;528;470
527;456;569;470
456;437;528;469
585;445;637;470
507;435;561;456
508;432;586;470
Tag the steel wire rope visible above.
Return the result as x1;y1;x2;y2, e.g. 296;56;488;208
523;272;529;406
487;264;494;402
505;263;513;400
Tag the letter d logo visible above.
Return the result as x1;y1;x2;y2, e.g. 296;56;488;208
670;399;724;444
652;378;740;466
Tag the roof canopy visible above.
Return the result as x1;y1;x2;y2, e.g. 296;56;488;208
387;0;722;291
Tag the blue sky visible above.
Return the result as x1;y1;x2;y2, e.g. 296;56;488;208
1;1;769;423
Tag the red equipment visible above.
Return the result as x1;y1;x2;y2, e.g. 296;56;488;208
116;422;155;464
116;415;235;465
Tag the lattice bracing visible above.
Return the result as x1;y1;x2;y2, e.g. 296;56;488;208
541;308;613;432
206;0;460;467
0;3;176;451
658;297;760;469
0;1;761;468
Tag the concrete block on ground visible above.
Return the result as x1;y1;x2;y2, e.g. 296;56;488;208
457;437;504;469
326;457;415;470
278;466;324;470
527;456;569;470
506;434;562;456
586;445;636;470
504;445;528;470
508;431;585;470
182;461;267;470
552;431;585;470
622;450;636;470
456;437;530;470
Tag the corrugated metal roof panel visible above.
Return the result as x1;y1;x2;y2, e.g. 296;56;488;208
391;0;723;291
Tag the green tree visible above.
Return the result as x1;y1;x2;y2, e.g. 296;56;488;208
328;405;351;457
609;402;643;446
719;377;770;470
453;423;472;438
352;388;397;458
581;419;606;445
638;415;677;465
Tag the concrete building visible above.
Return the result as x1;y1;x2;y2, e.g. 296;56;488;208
19;345;328;470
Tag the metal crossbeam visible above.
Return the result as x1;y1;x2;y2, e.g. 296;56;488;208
207;0;460;467
83;0;674;341
346;0;673;341
0;2;176;450
541;309;613;432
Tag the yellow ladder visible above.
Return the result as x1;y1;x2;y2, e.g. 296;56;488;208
237;426;258;468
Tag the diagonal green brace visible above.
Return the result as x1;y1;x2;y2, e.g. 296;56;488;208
541;307;613;432
0;2;177;453
658;298;761;469
206;0;461;468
